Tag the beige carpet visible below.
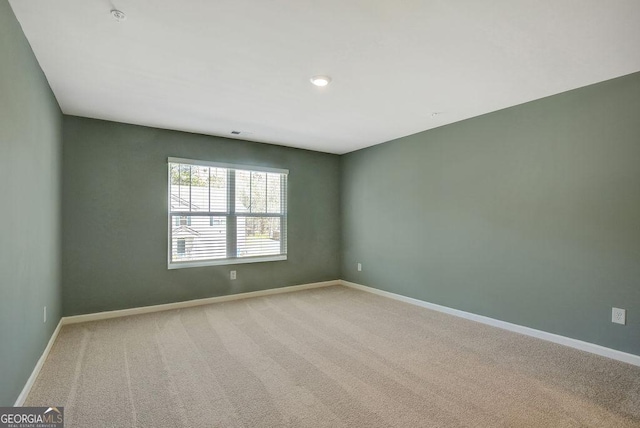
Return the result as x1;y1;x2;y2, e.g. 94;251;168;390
26;286;640;427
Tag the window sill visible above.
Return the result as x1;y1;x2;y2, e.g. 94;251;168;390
168;254;287;270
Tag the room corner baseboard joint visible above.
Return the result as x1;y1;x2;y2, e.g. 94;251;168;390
15;279;341;405
14;319;63;407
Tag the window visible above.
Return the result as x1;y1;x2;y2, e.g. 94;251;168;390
168;157;288;269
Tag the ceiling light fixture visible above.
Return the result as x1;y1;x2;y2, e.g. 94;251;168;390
111;9;127;23
310;75;332;87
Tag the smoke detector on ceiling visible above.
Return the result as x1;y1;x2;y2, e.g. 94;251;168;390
111;9;127;23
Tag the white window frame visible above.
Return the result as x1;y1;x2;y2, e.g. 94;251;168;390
167;157;288;269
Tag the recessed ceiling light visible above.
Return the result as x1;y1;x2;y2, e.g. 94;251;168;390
310;75;332;87
111;9;126;23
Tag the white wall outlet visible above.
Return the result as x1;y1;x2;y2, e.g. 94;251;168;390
612;307;626;325
230;270;237;280
43;306;47;323
357;263;362;272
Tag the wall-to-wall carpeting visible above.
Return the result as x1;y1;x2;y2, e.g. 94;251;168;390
25;286;640;427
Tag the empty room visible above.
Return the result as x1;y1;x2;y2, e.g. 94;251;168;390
1;0;639;426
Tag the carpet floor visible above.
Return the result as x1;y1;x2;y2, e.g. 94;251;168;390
26;285;640;427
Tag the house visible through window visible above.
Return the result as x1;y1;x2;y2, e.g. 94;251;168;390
177;238;186;254
175;216;191;226
168;157;288;268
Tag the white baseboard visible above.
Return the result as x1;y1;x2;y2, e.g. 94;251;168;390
15;280;340;405
14;319;63;406
20;278;635;407
62;280;340;325
341;280;640;367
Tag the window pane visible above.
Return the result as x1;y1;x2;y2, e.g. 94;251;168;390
180;165;192;210
170;163;191;211
170;163;228;214
209;168;227;212
266;173;281;213
171;215;226;262
237;216;282;258
189;165;209;211
250;171;266;213
235;170;272;213
235;170;251;213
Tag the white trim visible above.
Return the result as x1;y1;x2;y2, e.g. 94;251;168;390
14;320;63;406
62;280;339;325
341;280;640;367
16;280;638;406
168;157;289;174
16;280;338;405
168;254;287;269
167;158;289;269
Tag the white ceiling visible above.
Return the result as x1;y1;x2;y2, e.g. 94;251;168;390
9;1;640;154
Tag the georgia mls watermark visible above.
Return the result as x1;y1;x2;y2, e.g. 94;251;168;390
0;407;63;428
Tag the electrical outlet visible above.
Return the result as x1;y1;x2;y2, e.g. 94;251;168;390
230;270;237;280
43;306;47;323
612;307;626;325
357;263;362;272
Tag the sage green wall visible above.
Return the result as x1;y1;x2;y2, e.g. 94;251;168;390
62;116;341;316
0;1;63;406
341;72;640;356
